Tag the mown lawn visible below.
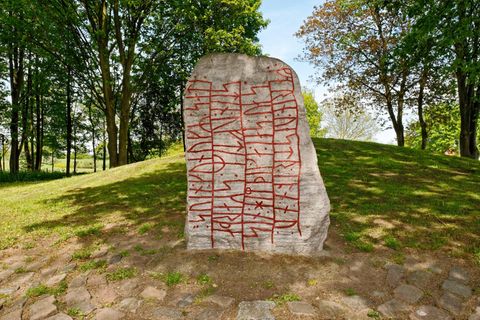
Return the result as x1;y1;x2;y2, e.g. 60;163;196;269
0;139;479;262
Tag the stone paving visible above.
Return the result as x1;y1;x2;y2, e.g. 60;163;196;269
0;236;478;320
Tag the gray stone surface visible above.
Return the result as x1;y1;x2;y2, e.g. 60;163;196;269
339;295;369;311
386;264;405;288
45;314;73;320
184;54;330;255
469;307;480;320
91;247;109;259
152;307;183;320
0;286;19;296
407;270;433;289
316;300;347;319
64;287;95;314
0;308;22;320
29;295;57;320
237;301;275;320
117;297;142;313
409;305;452;320
0;270;14;283
449;266;469;284
286;301;316;316
95;308;125;320
442;279;472;298
140;286;166;301
437;292;463;316
45;273;66;287
108;255;122;265
9;273;34;288
378;299;411;318
69;274;87;288
394;284;424;304
204;295;235;308
194;309;224;320
176;293;195;308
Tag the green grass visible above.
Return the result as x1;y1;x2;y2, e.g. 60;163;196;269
72;247;93;260
25;281;67;297
74;225;102;238
164;271;183;286
79;259;107;272
345;288;357;296
138;222;154;235
133;244;157;255
0;139;478;261
106;267;136;281
197;274;212;285
269;292;301;305
314;139;480;257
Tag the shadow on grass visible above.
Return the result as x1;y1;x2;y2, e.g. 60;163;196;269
24;161;188;238
314;138;480;256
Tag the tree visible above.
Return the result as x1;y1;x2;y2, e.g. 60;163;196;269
406;103;460;154
406;0;480;159
297;0;415;146
302;90;325;137
320;93;378;141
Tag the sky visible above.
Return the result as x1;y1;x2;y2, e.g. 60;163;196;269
257;0;397;144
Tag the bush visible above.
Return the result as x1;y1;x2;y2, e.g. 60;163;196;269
0;171;65;183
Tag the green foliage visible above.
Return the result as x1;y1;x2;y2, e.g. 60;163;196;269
406;104;461;154
303;90;325;138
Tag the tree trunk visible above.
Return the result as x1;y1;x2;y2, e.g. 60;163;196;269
0;136;4;172
66;67;72;175
73;104;77;174
8;34;24;174
35;93;42;170
23;64;33;170
457;73;480;159
418;67;428;150
118;60;133;166
103;120;107;171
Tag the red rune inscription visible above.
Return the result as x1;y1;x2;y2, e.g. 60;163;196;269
185;67;302;250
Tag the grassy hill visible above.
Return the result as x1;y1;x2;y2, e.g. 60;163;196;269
0;138;479;263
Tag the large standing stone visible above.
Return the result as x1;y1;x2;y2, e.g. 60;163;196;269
184;54;330;255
